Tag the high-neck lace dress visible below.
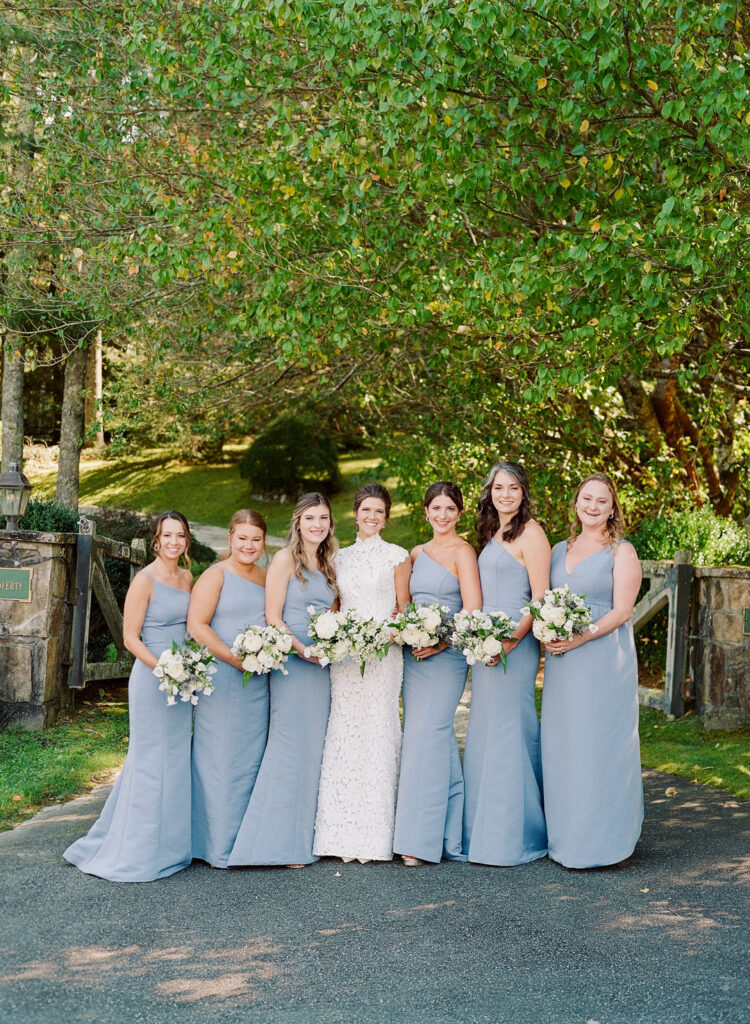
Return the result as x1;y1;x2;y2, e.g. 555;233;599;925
313;533;409;861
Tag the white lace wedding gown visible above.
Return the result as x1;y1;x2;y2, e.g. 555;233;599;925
313;533;408;861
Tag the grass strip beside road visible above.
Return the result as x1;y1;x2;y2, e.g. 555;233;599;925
0;691;130;831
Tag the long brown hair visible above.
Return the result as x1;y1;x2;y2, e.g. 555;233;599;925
475;461;532;551
286;492;338;597
220;509;267;561
568;473;624;547
150;510;192;568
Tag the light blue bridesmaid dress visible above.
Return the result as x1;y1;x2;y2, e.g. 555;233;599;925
191;568;269;868
63;577;192;881
392;552;468;864
462;541;547;865
228;568;334;866
541;542;643;868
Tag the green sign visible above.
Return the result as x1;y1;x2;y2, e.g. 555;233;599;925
0;568;32;602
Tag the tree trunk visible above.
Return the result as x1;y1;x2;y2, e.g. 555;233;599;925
56;344;88;509
84;329;105;448
1;339;25;473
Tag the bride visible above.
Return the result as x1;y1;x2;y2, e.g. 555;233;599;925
313;483;411;863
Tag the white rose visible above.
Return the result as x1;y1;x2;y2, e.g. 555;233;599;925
313;613;339;640
540;605;567;626
244;632;264;653
421;612;441;633
402;627;422;646
332;640;350;662
535;624;558;644
483;636;503;657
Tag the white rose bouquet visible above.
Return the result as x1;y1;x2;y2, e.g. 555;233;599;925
303;606;351;667
521;585;597;653
153;638;217;705
391;602;454;651
450;609;518;670
232;624;294;683
343;610;393;677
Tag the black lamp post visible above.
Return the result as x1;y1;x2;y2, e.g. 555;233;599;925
0;462;32;531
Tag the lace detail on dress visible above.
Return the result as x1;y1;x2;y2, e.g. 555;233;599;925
313;534;408;861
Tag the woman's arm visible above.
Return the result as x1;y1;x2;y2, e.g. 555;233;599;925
546;542;642;654
512;522;552;646
122;572;159;669
455;543;482;613
393;556;412;614
187;565;242;669
265;548;317;660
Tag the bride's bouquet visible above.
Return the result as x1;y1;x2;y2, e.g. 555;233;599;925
391;602;454;651
153;637;217;705
343;611;393;677
232;624;294;683
303;606;351;666
450;609;518;670
521;585;597;652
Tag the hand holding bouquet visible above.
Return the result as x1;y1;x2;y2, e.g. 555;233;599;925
154;638;217;705
450;609;518;670
232;624;294;683
521;585;597;653
303;606;351;666
343;611;393;677
391;602;454;652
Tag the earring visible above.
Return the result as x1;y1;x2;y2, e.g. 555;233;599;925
153;542;160;551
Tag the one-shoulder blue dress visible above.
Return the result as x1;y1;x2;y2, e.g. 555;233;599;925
228;568;334;866
191;568;269;867
63;577;192;881
541;542;643;868
392;552;467;863
462;540;547;865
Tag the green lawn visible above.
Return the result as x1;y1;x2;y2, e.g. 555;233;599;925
33;448;423;549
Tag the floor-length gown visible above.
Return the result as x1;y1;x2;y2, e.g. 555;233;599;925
541;542;643;868
228;568;334;866
462;540;547;865
191;569;269;868
63;578;192;881
392;552;467;864
313;534;408;861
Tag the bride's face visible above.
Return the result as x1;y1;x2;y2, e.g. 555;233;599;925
355;498;388;539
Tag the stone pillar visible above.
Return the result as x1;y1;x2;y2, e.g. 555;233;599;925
0;531;77;729
691;567;750;730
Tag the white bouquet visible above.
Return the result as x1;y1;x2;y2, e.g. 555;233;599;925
232;624;294;683
303;606;351;666
521;585;597;652
153;638;217;705
391;602;454;651
450;609;518;670
343;610;393;677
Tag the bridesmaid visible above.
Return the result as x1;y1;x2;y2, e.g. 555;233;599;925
393;481;481;866
228;492;337;868
188;510;269;868
462;462;549;866
63;511;194;881
541;472;643;868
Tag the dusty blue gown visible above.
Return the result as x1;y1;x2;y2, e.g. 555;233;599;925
63;577;192;882
462;540;547;865
392;552;467;863
191;568;269;868
541;542;643;868
228;568;334;866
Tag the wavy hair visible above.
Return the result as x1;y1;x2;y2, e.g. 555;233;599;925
220;508;267;561
149;510;192;569
475;462;531;551
286;492;338;597
567;473;624;547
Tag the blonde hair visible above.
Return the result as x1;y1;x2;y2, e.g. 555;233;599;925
220;509;267;561
286;492;338;597
568;473;624;547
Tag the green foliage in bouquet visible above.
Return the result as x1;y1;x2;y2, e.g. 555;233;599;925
238;412;342;497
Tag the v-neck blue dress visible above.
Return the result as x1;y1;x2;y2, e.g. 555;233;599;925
393;552;468;863
462;540;547;865
541;542;643;868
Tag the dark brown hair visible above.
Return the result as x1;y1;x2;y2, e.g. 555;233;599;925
423;481;464;512
475;462;531;551
353;483;392;520
150;510;192;568
568;472;624;547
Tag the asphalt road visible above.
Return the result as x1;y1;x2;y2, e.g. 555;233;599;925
0;770;747;1024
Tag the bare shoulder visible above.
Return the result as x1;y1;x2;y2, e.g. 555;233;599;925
130;568;155;594
522;519;550;547
454;538;478;565
179;566;194;591
410;544;425;564
192;562;223;589
615;540;640;564
271;546;294;569
254;566;267;586
267;546;294;583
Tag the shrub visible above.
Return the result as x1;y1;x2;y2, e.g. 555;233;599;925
631;507;750;567
238;411;342;497
0;497;79;533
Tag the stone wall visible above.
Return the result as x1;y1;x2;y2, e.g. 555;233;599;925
691;567;750;731
0;531;77;729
